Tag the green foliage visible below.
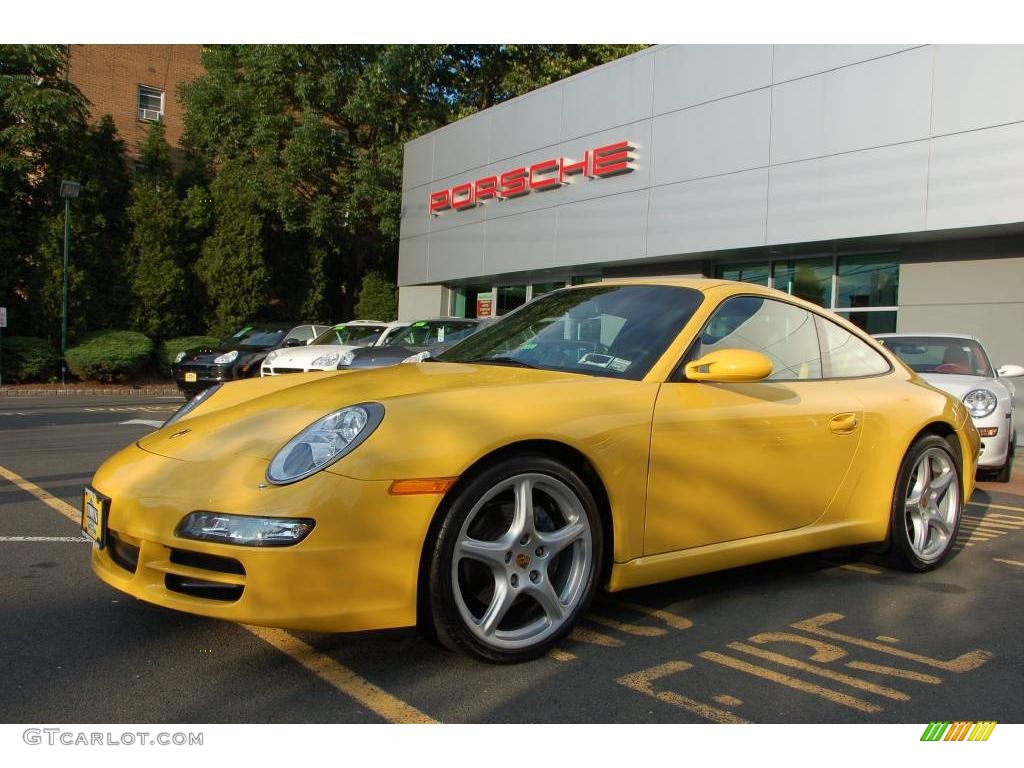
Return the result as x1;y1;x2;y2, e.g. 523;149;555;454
354;270;398;321
65;330;154;383
0;336;58;383
126;122;191;338
2;44;645;342
157;335;219;375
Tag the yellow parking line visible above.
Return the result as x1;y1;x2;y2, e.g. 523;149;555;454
992;558;1024;568
0;464;80;525
585;613;668;637
838;563;884;575
611;600;694;630
967;502;1024;516
244;625;437;724
547;648;576;663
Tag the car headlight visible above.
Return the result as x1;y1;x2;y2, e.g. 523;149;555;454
214;350;239;364
311;351;341;368
175;512;314;547
963;389;997;419
402;351;431;364
265;350;278;363
174;351;186;363
337;351;355;367
266;403;385;485
163;384;222;428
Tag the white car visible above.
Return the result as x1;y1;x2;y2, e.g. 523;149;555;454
876;333;1023;482
261;320;407;375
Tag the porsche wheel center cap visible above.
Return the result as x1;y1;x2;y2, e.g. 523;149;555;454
515;552;531;569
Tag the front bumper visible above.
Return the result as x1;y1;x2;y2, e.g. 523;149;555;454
172;363;233;393
89;443;442;632
973;413;1011;468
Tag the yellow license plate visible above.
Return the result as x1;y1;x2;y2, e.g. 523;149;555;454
82;486;108;548
184;372;197;382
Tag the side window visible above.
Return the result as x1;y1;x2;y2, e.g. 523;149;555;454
691;296;822;381
815;317;890;378
286;326;313;343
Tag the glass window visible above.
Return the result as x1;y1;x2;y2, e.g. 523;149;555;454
231;328;288;347
137;85;164;121
439;285;705;380
837;254;898;308
836;310;896;334
286;326;315;343
772;257;833;308
815;317;890;378
496;285;527;316
531;281;565;297
690;296;822;381
877;336;994;377
395;320;478;346
312;325;388;346
716;261;769;286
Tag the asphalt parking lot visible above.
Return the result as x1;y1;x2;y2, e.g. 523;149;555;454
1;394;1021;724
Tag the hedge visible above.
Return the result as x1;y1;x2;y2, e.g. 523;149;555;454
158;336;219;376
0;336;59;383
65;330;154;383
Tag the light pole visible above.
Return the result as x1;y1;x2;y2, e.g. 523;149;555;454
59;180;81;386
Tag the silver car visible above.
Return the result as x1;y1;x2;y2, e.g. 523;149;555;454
876;333;1022;482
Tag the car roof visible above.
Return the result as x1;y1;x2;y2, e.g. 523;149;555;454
333;320;389;326
875;332;981;342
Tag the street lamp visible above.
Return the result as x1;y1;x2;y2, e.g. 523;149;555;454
59;180;81;386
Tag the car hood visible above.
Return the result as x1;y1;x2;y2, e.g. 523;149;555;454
267;343;359;365
181;344;271;363
917;373;1008;400
139;362;584;463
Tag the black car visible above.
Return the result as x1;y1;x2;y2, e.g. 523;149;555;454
172;323;328;396
336;318;482;370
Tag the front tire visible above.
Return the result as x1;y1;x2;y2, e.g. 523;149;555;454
427;455;603;663
887;435;963;572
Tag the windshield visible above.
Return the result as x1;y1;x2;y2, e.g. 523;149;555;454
879;336;994;377
219;327;288;348
437;285;705;380
394;320;478;346
312;325;387;346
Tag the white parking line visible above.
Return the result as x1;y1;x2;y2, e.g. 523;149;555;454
120;419;165;428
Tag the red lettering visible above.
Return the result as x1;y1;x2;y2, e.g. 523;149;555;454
474;175;501;202
529;159;560;191
592;141;633;177
428;189;451;214
559;151;590;184
500;167;529;198
451;182;476;210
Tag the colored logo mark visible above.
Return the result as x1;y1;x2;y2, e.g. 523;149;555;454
921;721;997;741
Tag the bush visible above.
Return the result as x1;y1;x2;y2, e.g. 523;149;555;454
354;270;398;321
157;335;219;376
65;330;154;383
0;336;59;383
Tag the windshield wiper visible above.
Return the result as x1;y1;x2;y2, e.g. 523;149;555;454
475;356;541;369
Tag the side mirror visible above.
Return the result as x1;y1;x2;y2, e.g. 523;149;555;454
997;364;1024;378
283;338;304;348
685;349;773;383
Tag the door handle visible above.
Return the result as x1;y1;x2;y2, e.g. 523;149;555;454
829;412;859;435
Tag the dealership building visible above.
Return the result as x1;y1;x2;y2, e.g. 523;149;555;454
397;45;1024;440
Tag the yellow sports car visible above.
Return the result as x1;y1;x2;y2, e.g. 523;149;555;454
84;279;979;662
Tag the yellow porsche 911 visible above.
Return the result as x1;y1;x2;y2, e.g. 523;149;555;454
84;279;979;662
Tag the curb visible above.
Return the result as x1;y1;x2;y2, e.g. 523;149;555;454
1;387;181;397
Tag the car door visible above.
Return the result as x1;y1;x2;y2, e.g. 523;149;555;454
645;295;864;555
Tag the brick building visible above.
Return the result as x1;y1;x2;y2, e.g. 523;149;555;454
66;44;204;160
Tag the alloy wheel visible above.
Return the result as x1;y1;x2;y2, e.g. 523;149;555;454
904;446;961;563
451;472;593;650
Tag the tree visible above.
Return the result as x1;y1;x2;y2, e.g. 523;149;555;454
126;121;189;338
354;270;397;321
0;44;89;337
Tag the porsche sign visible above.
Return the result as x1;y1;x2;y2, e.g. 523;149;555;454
428;140;635;216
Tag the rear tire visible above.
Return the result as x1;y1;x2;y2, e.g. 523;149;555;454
427;454;603;663
886;435;963;572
